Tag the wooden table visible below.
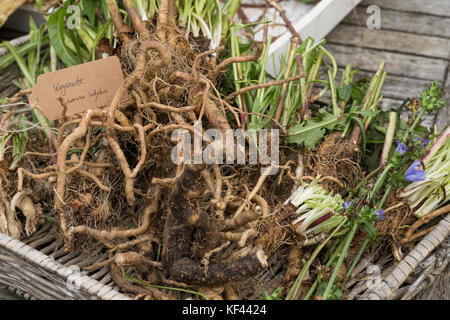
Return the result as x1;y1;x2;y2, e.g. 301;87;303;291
326;0;450;132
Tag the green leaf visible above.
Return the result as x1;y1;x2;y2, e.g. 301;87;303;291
0;40;43;70
2;41;34;86
76;24;95;53
81;0;97;26
48;7;80;67
261;288;282;300
287;121;324;149
287;110;346;149
420;81;446;113
338;84;352;101
349;78;369;103
359;109;377;118
27;17;38;81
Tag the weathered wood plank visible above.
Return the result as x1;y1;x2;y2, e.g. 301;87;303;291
327;67;440;100
327;24;450;59
317;91;436;127
361;0;450;18
264;0;363;76
344;6;450;39
350;70;442;100
325;43;448;81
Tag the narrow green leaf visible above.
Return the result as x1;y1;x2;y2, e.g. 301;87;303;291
0;34;49;71
2;41;34;86
48;8;80;67
81;0;97;26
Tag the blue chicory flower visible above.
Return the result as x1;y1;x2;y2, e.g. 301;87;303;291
405;160;426;182
343;200;354;210
414;136;430;148
396;141;408;154
374;209;384;221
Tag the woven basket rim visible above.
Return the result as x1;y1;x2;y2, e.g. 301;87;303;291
362;213;450;300
0;231;130;300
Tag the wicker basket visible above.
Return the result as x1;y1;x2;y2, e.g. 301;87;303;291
0;229;130;300
352;213;450;300
0;33;448;301
0;214;448;300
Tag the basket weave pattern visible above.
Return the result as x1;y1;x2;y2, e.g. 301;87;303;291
0;232;130;300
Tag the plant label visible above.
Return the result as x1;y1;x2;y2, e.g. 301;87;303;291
29;56;124;120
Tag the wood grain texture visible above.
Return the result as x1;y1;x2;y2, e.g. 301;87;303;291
327;24;450;59
344;6;450;38
325;43;448;81
0;231;130;300
361;0;450;17
339;68;442;100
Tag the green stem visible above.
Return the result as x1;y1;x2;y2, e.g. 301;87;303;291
342;101;359;137
304;277;320;300
304;234;348;299
369;162;393;200
329;69;339;116
230;27;243;110
286;218;348;300
379;184;392;208
323;222;358;300
380;112;397;166
345;238;369;280
339;64;353;111
320;46;337;80
326;236;347;267
363;71;386;130
323;237;339;262
121;268;209;300
401;108;426;142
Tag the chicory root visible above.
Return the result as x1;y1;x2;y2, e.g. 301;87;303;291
68;185;161;243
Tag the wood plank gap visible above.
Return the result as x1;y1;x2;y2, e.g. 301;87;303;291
325;43;448;81
344;6;450;38
326;41;450;63
360;0;450;18
327;24;450;59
